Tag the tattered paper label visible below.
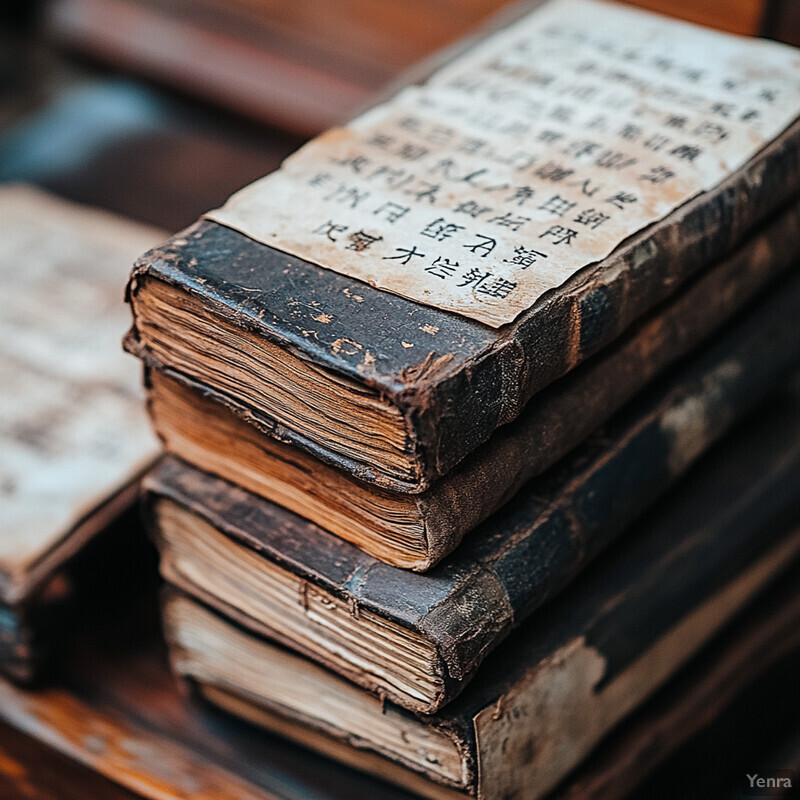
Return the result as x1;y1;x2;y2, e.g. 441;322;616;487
207;0;800;327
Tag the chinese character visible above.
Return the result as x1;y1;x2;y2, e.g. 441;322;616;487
367;166;412;188
478;277;517;299
504;246;548;269
309;172;331;187
538;129;564;144
570;178;603;198
460;167;490;187
398;116;422;133
575;59;599;73
669;144;703;163
366;133;394;149
457;137;487;155
425;124;456;146
396;143;429;161
463;235;497;257
550;105;574;123
431;158;460;179
313;220;349;241
373;201;410;223
643;134;671;153
682;68;704;82
574;208;610;229
325;184;370;208
406;181;441;204
538;194;577;217
539;225;578;245
618;124;642;142
383;246;426;265
345;230;383;252
564;140;601;160
693;121;729;144
420;217;465;242
506;186;536;206
710;102;734;118
487;212;530;231
586;115;610;132
483;182;510;193
458;267;490;288
334;154;371;173
454;200;492;218
534;162;575;182
595;150;637;170
665;114;688;130
425;257;459;279
605;191;638;210
639;166;675;183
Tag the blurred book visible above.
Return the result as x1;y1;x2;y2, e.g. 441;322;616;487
0;184;161;681
41;0;770;136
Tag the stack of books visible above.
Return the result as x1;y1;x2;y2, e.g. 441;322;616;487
125;1;800;797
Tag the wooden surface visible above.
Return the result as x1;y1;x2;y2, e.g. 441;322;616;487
0;719;141;800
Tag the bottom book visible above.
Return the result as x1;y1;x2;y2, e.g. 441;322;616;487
164;385;800;800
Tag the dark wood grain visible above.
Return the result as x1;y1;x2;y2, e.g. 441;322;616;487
0;719;141;800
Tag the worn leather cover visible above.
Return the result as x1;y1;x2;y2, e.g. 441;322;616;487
166;384;800;796
142;200;800;568
126;108;800;492
145;271;800;713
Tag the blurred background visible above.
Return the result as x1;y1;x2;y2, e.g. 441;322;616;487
1;0;798;233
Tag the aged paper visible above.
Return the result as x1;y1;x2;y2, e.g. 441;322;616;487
0;186;161;593
208;0;800;327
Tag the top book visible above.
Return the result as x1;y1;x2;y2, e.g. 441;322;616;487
126;0;800;492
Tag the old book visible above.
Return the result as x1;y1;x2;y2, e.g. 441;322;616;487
0;185;161;681
164;384;800;800
126;0;800;494
145;198;800;568
145;271;800;714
